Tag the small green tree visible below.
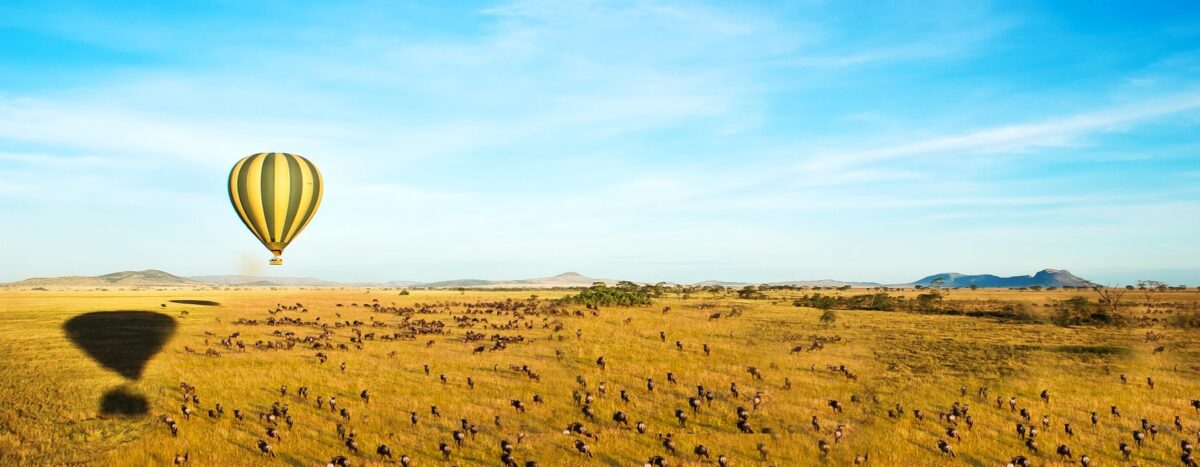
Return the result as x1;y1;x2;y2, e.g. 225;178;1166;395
819;308;838;325
915;291;943;313
737;286;767;300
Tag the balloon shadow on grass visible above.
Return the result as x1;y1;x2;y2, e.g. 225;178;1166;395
168;299;220;306
63;311;176;416
100;386;150;415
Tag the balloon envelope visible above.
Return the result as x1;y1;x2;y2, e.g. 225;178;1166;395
228;152;323;264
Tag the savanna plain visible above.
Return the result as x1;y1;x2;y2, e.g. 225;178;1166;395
1;287;1199;466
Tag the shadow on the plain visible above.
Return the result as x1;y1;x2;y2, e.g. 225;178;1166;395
100;386;149;416
169;299;220;306
63;310;176;380
63;311;176;418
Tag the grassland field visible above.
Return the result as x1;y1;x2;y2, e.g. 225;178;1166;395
1;288;1198;466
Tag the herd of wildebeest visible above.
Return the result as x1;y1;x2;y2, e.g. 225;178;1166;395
156;296;1199;466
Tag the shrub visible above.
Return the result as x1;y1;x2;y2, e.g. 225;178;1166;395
559;285;653;307
915;292;943;313
736;286;767;300
860;293;898;311
999;303;1036;322
1052;296;1124;326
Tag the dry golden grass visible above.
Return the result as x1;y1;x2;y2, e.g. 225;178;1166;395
1;288;1198;466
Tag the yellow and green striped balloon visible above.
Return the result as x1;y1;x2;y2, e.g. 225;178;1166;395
228;152;323;265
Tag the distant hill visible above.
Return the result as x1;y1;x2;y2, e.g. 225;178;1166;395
5;269;203;287
692;280;750;287
427;272;624;289
909;269;1094;288
379;281;424;288
238;280;282;286
768;279;881;288
2;268;1098;290
189;275;339;286
420;279;496;288
692;279;879;288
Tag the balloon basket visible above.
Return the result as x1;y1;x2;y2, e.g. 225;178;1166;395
270;258;283;265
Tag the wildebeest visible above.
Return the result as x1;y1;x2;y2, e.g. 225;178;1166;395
574;440;592;457
662;434;676;453
256;439;275;457
937;439;955;458
327;455;350;467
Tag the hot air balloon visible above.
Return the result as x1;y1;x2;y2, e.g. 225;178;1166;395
228;152;323;265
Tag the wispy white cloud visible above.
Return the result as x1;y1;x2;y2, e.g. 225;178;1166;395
0;97;351;169
0;150;143;169
797;90;1200;172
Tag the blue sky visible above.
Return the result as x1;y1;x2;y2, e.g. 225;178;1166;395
1;0;1199;285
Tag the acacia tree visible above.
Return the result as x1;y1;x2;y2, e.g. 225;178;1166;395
1091;285;1128;318
1137;280;1166;313
616;280;640;291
